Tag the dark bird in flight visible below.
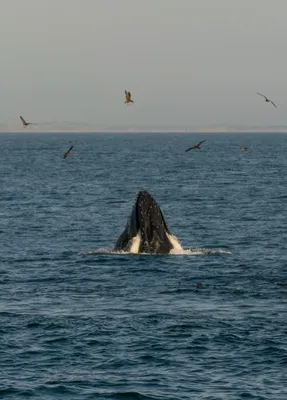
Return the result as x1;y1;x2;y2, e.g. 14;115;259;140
185;140;206;152
63;144;74;159
257;92;277;108
125;90;134;104
240;146;248;151
20;116;32;127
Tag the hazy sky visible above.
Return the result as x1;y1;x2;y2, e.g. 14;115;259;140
1;0;287;129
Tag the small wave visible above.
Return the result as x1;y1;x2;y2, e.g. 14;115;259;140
106;392;161;400
170;247;232;255
80;248;232;256
80;248;126;255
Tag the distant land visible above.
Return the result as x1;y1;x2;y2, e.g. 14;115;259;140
1;123;287;133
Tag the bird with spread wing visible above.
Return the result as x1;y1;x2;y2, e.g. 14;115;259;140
185;140;206;152
125;90;134;104
63;144;74;159
257;92;277;108
20;116;32;127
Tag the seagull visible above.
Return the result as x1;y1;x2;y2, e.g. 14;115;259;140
185;140;205;152
240;146;248;151
125;90;134;104
257;92;277;108
63;144;74;159
20;116;32;127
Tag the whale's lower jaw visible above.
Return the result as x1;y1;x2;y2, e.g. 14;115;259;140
124;232;182;254
129;233;141;254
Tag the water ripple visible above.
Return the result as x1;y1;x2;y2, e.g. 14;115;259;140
1;133;287;399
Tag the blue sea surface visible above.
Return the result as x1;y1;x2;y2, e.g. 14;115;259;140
0;132;287;400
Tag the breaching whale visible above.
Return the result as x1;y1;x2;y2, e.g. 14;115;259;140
114;190;182;254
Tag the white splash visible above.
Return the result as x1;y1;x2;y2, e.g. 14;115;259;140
80;234;232;256
80;226;231;256
80;247;232;256
168;247;232;255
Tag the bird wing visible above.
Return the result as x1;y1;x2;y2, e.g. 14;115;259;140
185;145;196;152
271;101;277;108
257;92;267;100
20;116;27;124
197;140;206;146
64;145;73;156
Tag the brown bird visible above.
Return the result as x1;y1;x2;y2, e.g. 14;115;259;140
185;140;205;152
20;116;32;127
63;144;73;159
257;92;277;108
125;90;134;104
240;146;248;151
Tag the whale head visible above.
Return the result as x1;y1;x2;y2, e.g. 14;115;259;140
114;190;176;254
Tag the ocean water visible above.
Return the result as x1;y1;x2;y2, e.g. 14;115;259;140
0;132;287;400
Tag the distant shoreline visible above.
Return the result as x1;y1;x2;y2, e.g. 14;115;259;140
1;129;287;134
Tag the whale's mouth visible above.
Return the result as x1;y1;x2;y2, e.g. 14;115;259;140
113;190;176;254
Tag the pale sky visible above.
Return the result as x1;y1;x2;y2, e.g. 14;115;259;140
1;0;287;129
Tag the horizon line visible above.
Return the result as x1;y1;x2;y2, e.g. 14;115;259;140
1;129;287;134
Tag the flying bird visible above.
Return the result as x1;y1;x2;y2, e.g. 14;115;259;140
63;144;74;159
125;90;134;104
185;140;206;152
240;146;248;151
20;116;32;127
257;92;277;108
